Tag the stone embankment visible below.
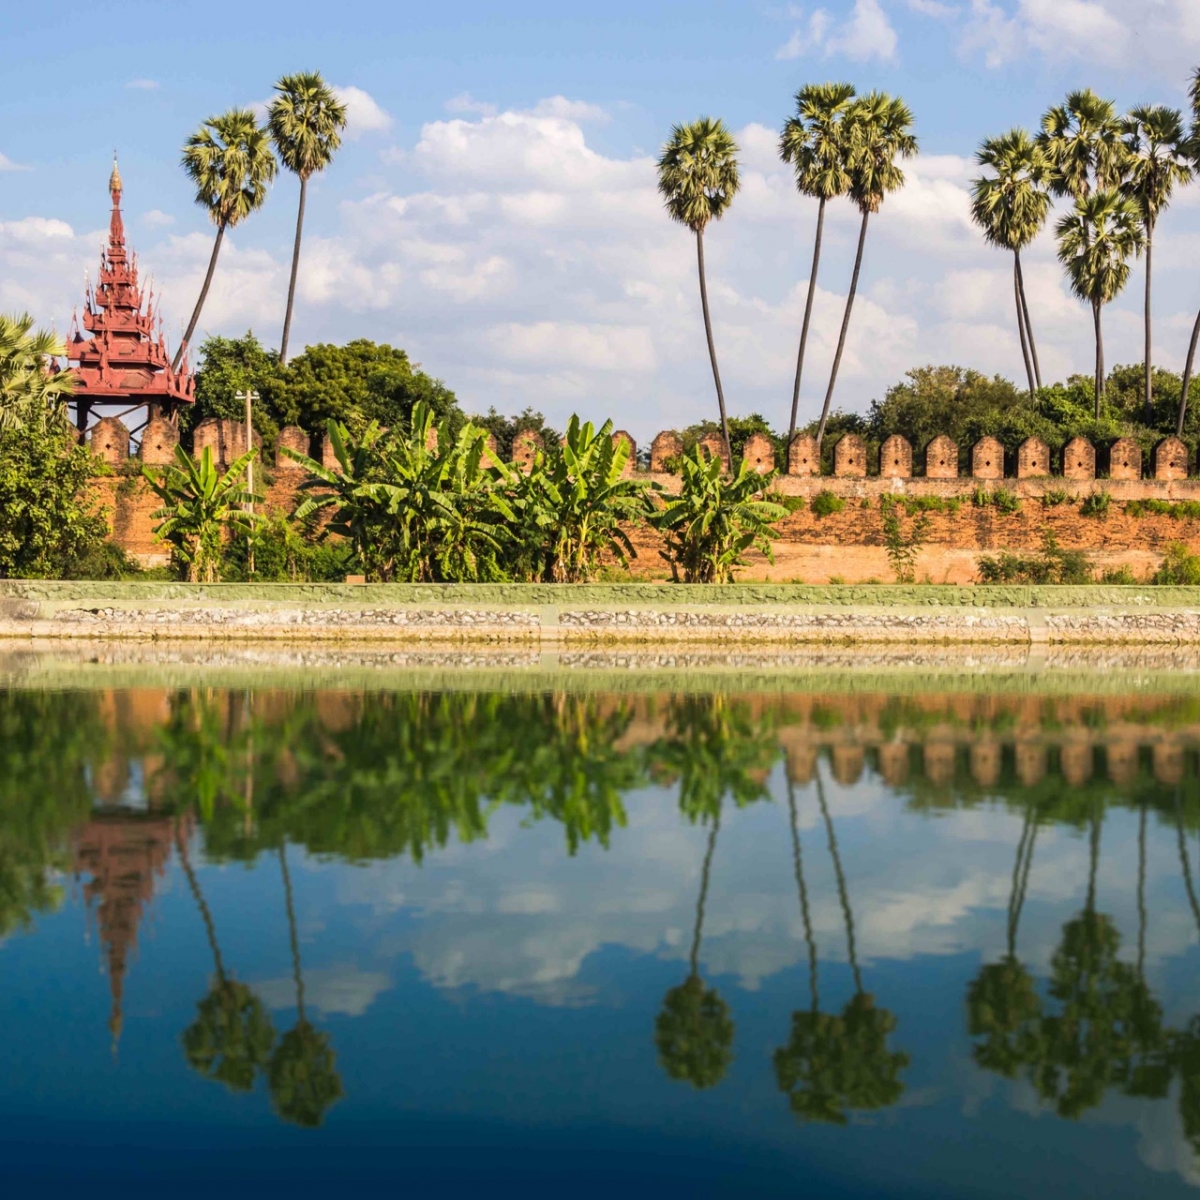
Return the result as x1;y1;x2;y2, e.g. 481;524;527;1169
4;582;1200;645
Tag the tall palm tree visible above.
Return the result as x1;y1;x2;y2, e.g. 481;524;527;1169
816;93;917;450
267;72;347;365
174;109;277;371
779;82;856;447
1056;190;1144;415
658;118;741;462
1121;105;1192;420
1176;70;1200;436
971;130;1052;396
1038;89;1126;202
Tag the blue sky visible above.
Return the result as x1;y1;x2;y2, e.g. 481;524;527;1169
4;1;1200;439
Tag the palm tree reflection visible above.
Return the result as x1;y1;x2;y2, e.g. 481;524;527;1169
774;765;909;1124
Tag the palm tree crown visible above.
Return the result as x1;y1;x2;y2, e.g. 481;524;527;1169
657;117;740;235
1056;190;1144;307
971;129;1052;253
182;108;277;229
845;92;918;215
1039;89;1126;200
1121;104;1192;227
268;72;347;181
0;313;73;432
780;82;856;202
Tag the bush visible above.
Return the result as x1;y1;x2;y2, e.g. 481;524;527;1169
1099;565;1137;584
61;539;143;581
971;486;1021;513
977;529;1092;584
1152;543;1200;585
763;491;806;514
1041;488;1071;507
221;512;353;582
1080;491;1111;518
810;490;846;518
1125;499;1200;520
880;497;931;584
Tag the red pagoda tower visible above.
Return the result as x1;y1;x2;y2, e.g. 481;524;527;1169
65;159;194;432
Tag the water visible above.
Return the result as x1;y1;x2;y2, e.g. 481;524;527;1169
4;649;1200;1196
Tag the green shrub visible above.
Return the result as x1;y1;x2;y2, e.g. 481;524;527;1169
971;486;1021;513
221;512;353;582
61;539;144;581
1152;542;1200;585
1041;488;1071;507
1126;499;1200;520
1099;565;1137;584
976;529;1092;584
810;490;846;518
1080;491;1111;518
763;491;807;514
880;496;932;584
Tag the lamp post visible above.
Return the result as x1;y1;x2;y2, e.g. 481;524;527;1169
235;390;260;576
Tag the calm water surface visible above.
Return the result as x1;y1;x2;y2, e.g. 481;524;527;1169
4;652;1200;1196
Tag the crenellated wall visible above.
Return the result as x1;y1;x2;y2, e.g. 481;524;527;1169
82;417;1200;579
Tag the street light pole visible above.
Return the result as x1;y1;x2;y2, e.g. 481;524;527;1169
235;390;260;576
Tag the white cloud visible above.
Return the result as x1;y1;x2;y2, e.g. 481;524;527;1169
332;85;393;140
529;96;609;123
959;0;1200;70
0;152;30;172
254;966;392;1017
445;92;499;118
125;78;159;91
142;209;175;228
907;0;957;14
778;0;898;62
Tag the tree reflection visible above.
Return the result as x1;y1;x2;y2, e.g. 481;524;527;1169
774;766;909;1124
177;825;276;1093
268;843;344;1128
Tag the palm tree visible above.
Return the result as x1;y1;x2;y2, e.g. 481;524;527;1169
1176;70;1200;436
657;118;740;462
1038;89;1126;202
1121;105;1192;420
174;109;277;371
816;92;917;450
1056;190;1144;415
779;82;856;447
267;72;347;365
0;312;74;431
971;130;1053;396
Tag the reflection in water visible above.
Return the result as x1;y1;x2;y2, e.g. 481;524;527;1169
774;770;909;1124
7;676;1200;1192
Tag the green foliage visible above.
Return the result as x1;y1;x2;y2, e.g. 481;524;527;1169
470;406;559;463
290;404;510;583
184;980;277;1093
810;489;846;518
0;312;74;431
764;490;807;514
651;448;784;583
1099;565;1137;584
657;117;741;235
268;1021;344;1128
1152;543;1200;585
972;485;1021;512
680;413;785;465
268;72;346;180
879;496;931;584
0;420;109;579
220;511;352;582
1080;490;1111;517
977;529;1094;584
182;108;277;229
144;445;261;582
60;537;144;581
1041;488;1071;507
506;415;652;584
1125;499;1200;520
189;333;463;444
655;974;735;1089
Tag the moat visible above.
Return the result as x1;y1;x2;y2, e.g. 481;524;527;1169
3;648;1200;1197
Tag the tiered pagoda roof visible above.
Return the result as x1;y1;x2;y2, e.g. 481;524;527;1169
66;160;194;409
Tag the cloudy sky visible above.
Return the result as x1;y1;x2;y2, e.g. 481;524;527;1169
5;1;1200;441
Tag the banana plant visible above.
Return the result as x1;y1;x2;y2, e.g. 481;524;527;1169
144;444;260;582
650;446;785;583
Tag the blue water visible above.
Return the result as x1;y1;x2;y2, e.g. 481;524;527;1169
2;678;1199;1196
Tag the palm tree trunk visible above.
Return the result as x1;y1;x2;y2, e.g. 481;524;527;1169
1177;307;1200;437
1175;791;1200;935
787;777;820;1013
696;230;731;464
1014;256;1036;398
173;221;227;372
1086;804;1101;916
816;767;862;994
1007;805;1035;956
1143;221;1154;423
1092;299;1105;418
1137;803;1147;979
788;197;827;447
689;810;721;977
176;824;226;983
816;208;869;451
279;175;308;366
1015;251;1041;390
279;843;306;1023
